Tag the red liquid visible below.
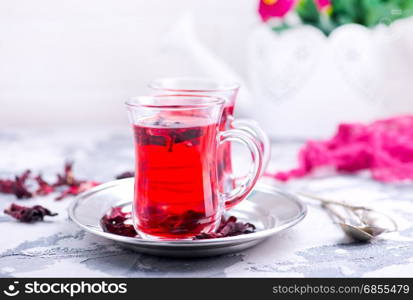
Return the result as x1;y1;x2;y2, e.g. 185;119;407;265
133;115;221;239
155;93;237;194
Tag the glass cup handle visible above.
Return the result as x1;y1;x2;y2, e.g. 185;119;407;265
219;129;263;210
231;119;271;175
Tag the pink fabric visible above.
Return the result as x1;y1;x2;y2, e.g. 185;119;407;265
269;115;413;182
258;0;296;22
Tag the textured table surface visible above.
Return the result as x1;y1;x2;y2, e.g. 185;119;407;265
1;128;412;278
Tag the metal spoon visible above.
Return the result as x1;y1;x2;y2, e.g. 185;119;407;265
298;192;398;242
322;203;379;242
339;223;376;242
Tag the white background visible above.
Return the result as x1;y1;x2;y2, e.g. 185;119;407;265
0;0;258;128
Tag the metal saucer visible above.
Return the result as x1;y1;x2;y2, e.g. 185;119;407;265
68;178;306;257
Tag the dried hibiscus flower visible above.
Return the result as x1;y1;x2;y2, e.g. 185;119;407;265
100;207;137;237
0;162;100;200
34;174;54;196
53;163;100;200
268;115;413;182
4;203;58;222
100;207;256;240
53;161;80;187
194;216;256;239
0;170;33;199
54;181;100;201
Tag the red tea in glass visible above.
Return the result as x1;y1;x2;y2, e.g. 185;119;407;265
133;116;220;239
149;78;270;201
126;95;263;240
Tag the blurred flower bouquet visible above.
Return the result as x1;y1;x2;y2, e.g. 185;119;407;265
248;0;413;139
259;0;413;35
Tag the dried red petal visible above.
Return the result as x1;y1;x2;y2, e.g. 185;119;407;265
0;179;13;194
100;207;256;240
35;175;54;196
53;161;80;187
100;207;137;237
0;170;33;199
134;124;203;152
53;162;100;200
4;203;58;222
0;162;100;201
55;181;100;200
194;216;256;239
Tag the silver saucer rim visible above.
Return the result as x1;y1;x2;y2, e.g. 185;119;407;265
68;178;307;247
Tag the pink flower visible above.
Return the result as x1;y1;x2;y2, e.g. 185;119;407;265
258;0;296;22
314;0;332;13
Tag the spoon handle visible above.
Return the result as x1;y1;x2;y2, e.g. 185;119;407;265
297;192;373;211
321;203;346;223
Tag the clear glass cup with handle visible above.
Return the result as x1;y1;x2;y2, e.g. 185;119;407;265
126;95;263;239
149;77;271;207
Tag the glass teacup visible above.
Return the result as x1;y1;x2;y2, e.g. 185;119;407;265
126;95;263;239
149;77;270;206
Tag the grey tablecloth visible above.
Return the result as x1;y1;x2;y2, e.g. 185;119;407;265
1;128;412;277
